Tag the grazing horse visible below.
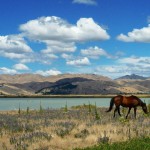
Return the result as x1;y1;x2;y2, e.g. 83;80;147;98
106;95;148;119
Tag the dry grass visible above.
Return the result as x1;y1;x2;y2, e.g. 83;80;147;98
0;106;149;150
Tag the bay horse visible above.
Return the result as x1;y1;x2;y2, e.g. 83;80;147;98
106;95;148;119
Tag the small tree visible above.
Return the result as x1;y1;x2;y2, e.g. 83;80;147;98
95;102;100;120
26;106;29;115
64;101;68;113
39;101;43;114
18;103;21;115
88;102;92;114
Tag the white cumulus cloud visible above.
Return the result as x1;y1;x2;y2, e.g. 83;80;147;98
61;53;73;60
20;16;110;54
0;35;33;61
0;35;32;53
73;0;97;5
41;41;76;53
81;46;110;59
20;16;110;42
19;52;58;64
0;67;17;74
3;52;26;59
35;69;62;76
117;24;150;43
66;57;90;66
118;56;150;65
13;64;29;71
94;56;150;78
0;16;111;75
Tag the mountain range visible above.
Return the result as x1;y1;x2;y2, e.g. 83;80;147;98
0;74;150;96
115;74;147;80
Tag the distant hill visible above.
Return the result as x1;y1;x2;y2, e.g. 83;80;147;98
0;73;111;84
0;73;150;96
36;77;120;95
115;74;147;80
0;74;45;84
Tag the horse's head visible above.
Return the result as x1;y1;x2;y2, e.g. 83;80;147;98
141;103;148;114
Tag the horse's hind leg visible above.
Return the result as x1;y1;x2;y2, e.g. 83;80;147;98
126;107;131;119
117;107;121;116
134;107;137;119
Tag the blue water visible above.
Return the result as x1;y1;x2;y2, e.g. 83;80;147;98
0;98;149;110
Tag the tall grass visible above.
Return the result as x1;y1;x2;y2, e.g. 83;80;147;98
0;104;149;150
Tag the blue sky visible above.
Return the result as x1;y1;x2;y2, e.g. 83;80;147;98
0;0;150;78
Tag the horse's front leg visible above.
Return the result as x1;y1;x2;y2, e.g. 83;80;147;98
134;107;137;119
126;107;132;119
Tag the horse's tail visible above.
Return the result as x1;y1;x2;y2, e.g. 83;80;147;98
106;97;114;112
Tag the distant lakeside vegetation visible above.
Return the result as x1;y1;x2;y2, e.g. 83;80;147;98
1;94;150;98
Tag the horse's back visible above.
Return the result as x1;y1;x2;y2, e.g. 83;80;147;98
122;95;140;107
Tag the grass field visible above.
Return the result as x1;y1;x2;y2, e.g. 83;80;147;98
0;104;149;150
76;137;150;150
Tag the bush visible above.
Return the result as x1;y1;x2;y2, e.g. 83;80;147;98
56;128;70;138
74;129;89;139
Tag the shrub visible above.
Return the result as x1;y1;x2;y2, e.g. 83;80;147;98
74;129;89;139
97;131;109;144
56;128;70;138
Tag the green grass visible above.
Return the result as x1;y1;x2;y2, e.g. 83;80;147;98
76;137;150;150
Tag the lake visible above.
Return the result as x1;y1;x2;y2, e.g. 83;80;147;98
0;98;149;110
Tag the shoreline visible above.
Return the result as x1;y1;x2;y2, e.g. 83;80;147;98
0;94;150;98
